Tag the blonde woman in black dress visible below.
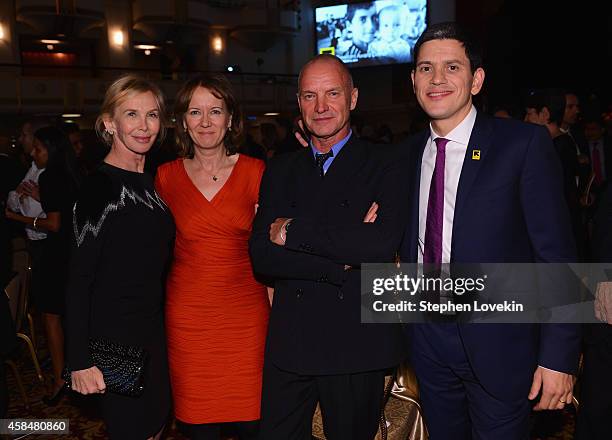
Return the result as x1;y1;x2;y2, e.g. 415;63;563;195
65;75;174;439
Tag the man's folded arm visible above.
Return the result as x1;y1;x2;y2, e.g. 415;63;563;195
249;165;348;286
284;153;410;265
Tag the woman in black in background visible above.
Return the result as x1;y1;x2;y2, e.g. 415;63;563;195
64;74;174;439
5;126;81;404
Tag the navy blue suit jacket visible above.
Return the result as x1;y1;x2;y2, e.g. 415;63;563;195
400;113;582;400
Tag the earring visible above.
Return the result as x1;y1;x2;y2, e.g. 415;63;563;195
228;125;232;132
106;129;114;135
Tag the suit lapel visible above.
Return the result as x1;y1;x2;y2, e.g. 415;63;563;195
404;131;429;262
322;136;367;189
287;149;320;217
451;114;495;252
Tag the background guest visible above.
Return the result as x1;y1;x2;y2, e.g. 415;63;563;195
5;126;81;404
574;183;612;440
525;89;585;259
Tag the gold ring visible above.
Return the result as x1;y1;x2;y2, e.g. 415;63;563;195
559;399;566;403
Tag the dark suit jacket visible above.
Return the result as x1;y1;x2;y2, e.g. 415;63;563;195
400;113;582;400
249;136;410;375
592;184;612;262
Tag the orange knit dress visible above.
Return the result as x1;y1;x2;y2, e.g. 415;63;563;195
154;155;269;423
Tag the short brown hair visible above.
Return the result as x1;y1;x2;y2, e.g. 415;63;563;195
174;74;244;158
95;74;166;146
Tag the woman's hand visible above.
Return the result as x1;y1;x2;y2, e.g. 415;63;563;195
70;366;106;395
21;180;40;201
294;119;310;148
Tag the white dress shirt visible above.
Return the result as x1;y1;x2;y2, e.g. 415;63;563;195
7;162;47;240
418;106;477;264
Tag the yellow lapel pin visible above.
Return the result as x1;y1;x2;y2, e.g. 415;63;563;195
472;150;481;160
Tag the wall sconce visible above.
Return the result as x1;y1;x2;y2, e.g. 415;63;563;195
212;35;223;54
0;24;5;41
112;30;125;47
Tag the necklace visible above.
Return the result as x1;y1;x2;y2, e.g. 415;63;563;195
196;157;224;182
204;167;221;182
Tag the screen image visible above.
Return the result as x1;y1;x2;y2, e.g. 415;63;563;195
315;0;427;67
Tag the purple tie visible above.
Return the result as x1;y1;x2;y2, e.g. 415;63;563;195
423;137;448;265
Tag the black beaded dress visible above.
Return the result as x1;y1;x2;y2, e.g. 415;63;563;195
65;162;175;439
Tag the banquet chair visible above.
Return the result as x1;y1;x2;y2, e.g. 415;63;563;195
9;251;44;384
12;248;37;351
4;273;30;408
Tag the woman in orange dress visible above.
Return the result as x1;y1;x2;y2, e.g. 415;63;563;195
154;75;269;440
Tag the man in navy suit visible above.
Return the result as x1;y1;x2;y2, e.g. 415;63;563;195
400;22;581;439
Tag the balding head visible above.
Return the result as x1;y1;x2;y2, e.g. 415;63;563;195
296;54;358;151
298;55;354;93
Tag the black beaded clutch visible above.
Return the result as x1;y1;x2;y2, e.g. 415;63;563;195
63;338;148;397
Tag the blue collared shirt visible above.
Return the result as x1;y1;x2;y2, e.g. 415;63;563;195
310;129;352;175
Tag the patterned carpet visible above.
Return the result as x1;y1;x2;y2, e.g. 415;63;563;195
4;338;576;439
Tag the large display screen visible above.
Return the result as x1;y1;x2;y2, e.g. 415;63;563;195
315;0;427;66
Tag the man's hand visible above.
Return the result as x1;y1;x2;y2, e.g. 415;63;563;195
528;366;574;410
363;202;378;223
270;218;292;246
70;366;106;395
341;203;379;271
595;281;612;324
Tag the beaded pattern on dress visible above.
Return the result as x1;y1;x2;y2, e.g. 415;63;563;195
73;185;167;247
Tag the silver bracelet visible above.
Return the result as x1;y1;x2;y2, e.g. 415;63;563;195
33;215;39;230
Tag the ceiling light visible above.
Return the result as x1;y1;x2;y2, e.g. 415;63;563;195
41;39;60;44
62;113;82;118
264;112;280;116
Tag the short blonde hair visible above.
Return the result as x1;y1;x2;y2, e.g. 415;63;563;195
95;74;167;146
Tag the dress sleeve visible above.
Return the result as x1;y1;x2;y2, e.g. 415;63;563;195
254;158;266;197
64;172;114;371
